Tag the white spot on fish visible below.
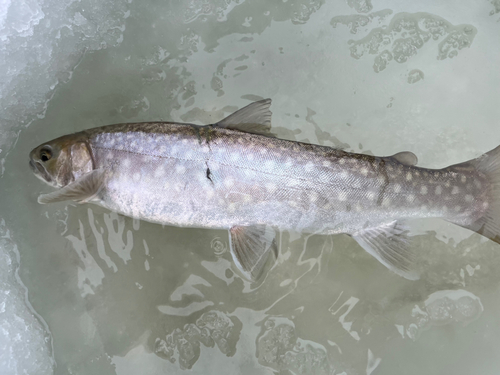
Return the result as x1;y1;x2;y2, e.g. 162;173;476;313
123;159;131;168
382;197;391;207
309;192;318;203
247;153;255;161
175;183;183;193
445;181;451;188
455;205;462;212
465;194;474;202
266;183;277;194
339;159;346;165
393;184;401;193
378;176;385;184
305;162;314;172
206;190;214;199
367;191;376;200
244;169;256;179
175;165;186;174
406;194;415;202
228;203;236;213
474;180;482;189
230;153;239;162
106;151;114;160
322;161;331;167
483;202;489;209
154;167;164;178
435;186;442;195
158;146;166;154
133;173;141;182
406;172;412;181
355;204;362;212
360;168;368;176
243;195;252;203
224;177;234;188
182;139;188;144
451;186;460;194
338;191;347;201
264;160;275;169
461;176;467;183
420;186;428;195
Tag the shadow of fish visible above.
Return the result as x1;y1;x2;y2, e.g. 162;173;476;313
29;99;500;281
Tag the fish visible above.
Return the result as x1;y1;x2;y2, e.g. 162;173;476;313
29;99;500;281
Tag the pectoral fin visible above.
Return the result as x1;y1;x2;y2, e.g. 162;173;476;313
228;224;277;281
38;168;106;204
352;221;419;280
216;99;275;137
390;151;418;166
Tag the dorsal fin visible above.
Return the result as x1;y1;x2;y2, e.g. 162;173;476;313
216;99;275;137
390;151;418;166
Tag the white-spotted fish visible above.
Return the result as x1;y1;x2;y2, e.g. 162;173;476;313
29;99;500;280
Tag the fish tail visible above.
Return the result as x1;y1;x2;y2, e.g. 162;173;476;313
454;144;500;244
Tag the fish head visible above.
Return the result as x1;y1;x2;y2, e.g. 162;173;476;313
29;133;93;188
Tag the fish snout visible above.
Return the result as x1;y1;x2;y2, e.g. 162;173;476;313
29;158;36;172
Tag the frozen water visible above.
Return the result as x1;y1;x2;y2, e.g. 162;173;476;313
1;0;500;374
0;220;54;375
0;0;130;173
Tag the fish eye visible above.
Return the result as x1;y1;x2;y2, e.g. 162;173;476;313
39;147;52;162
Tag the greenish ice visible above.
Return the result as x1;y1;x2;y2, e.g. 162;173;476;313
1;0;500;374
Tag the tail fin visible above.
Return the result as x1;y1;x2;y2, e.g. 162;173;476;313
455;145;500;244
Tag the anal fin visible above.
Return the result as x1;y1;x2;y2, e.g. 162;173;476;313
38;168;106;204
352;221;419;280
229;224;277;281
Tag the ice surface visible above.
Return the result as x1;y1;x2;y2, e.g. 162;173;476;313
0;0;130;173
1;0;500;374
0;220;54;375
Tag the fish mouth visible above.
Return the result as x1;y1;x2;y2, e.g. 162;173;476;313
29;158;52;184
